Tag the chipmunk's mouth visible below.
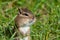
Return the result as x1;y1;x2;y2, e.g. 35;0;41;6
28;18;36;25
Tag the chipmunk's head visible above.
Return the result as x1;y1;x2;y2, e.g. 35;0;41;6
15;8;36;27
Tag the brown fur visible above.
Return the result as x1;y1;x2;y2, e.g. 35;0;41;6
14;8;36;40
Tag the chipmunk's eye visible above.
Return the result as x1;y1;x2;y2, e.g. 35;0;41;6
23;14;28;16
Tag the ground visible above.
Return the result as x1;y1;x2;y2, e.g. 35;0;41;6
0;0;60;40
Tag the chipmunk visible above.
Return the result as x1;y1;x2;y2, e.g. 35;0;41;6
14;8;36;40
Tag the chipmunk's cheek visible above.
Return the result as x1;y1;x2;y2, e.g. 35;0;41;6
23;19;30;24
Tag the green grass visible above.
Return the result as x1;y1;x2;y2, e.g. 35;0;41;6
0;0;60;40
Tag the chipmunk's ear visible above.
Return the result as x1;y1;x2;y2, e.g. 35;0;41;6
18;8;22;14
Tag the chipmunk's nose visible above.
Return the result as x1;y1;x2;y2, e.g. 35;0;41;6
29;17;34;23
32;16;34;19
